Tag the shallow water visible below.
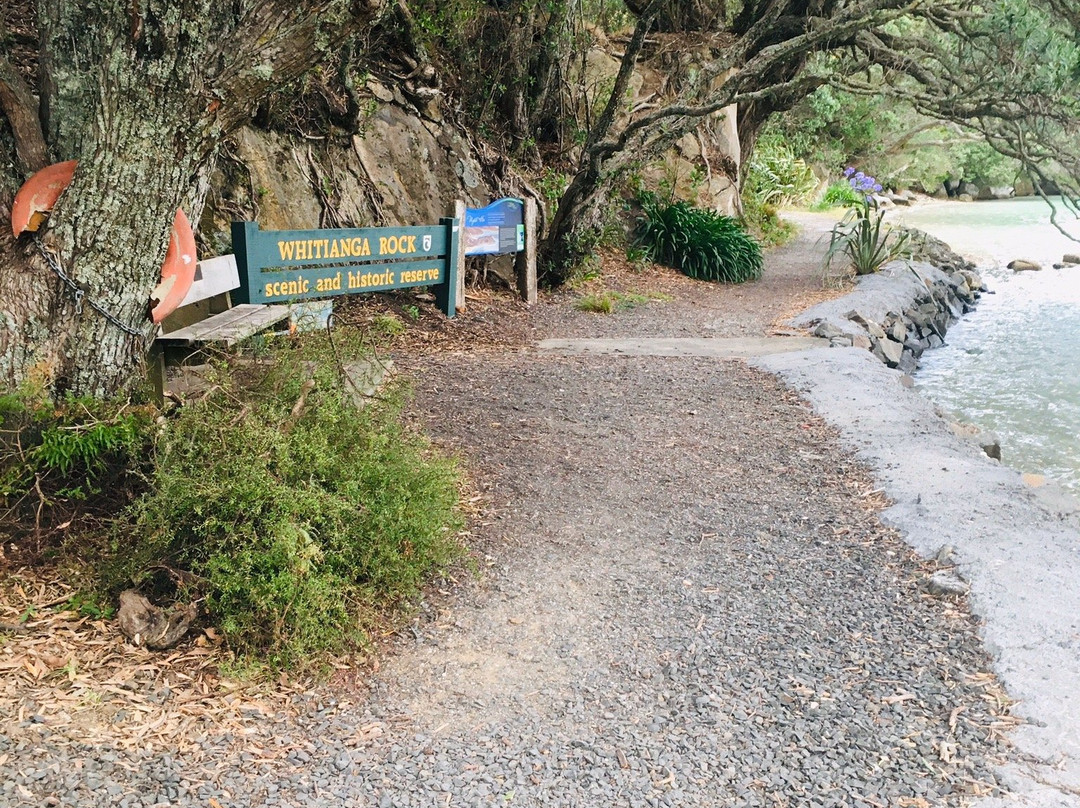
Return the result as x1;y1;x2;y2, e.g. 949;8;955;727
894;198;1080;490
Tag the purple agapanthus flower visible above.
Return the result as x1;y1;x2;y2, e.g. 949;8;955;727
844;166;856;178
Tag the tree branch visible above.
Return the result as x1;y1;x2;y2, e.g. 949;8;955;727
0;55;48;174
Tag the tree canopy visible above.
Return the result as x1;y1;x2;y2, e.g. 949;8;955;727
2;0;1079;396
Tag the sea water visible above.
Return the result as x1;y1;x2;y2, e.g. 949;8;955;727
894;197;1080;490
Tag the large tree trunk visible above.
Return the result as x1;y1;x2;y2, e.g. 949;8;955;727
1;0;383;398
4;15;210;396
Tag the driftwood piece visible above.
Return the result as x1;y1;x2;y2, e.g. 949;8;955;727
117;590;197;650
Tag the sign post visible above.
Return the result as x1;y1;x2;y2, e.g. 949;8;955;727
461;197;537;304
231;219;459;317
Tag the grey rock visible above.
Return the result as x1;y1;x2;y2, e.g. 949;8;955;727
981;434;1003;460
813;321;847;340
897;352;918;375
1063;254;1080;265
1008;259;1042;272
925;571;970;597
876;337;904;367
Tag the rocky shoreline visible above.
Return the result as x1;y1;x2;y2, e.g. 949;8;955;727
794;230;984;376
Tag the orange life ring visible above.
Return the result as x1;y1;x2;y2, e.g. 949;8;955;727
10;160;78;237
10;161;198;324
149;209;197;323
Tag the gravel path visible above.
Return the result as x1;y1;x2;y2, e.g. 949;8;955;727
1;217;1019;807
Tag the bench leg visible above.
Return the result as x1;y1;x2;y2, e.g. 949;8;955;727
147;344;166;406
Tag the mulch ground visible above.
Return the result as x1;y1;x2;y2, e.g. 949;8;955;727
4;212;981;795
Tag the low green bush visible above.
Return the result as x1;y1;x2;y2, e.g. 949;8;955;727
741;196;798;248
105;334;463;668
1;391;154;507
816;181;862;209
637;193;763;283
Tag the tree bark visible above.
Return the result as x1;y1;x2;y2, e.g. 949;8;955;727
0;56;48;174
1;0;384;397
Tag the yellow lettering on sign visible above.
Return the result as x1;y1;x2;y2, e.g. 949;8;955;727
278;241;295;261
401;268;440;284
329;239;340;259
350;238;363;257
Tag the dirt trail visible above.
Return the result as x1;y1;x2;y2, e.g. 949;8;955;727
334;214;1016;807
1;214;1023;807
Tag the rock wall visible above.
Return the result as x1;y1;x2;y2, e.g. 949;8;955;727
793;232;984;377
201;50;746;258
200;81;491;254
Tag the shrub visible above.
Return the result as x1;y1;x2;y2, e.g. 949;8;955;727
1;392;153;500
817;181;862;209
637;193;763;283
744;136;818;208
824;169;910;276
105;334;462;668
741;195;797;248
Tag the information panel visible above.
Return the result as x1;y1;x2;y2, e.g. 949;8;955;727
464;198;525;256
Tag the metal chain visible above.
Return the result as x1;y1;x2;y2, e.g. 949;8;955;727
34;234;146;339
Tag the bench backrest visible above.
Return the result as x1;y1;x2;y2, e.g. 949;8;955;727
178;254;240;308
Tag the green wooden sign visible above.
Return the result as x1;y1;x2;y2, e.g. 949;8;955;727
231;219;460;317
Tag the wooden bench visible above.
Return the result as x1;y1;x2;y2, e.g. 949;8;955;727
150;254;291;400
156;303;291;347
155;254;290;346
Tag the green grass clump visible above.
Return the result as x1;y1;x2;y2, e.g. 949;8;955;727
815;181;862;209
576;292;616;313
105;334;462;668
575;290;672;314
637;193;764;283
1;391;154;504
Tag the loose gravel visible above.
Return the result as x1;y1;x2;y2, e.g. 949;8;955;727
2;354;1013;807
0;217;1019;806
